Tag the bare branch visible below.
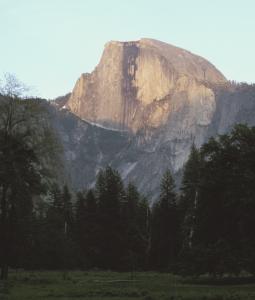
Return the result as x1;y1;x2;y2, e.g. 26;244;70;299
0;73;30;98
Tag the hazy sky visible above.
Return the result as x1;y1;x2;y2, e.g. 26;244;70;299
0;0;254;99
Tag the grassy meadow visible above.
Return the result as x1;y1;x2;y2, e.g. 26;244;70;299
1;271;255;300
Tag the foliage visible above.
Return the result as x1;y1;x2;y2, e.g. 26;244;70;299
5;270;255;300
0;76;61;279
150;169;179;271
180;124;255;276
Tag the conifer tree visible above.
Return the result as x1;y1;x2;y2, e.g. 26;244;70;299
75;189;98;268
95;166;125;269
62;185;73;235
182;125;255;276
150;169;178;271
179;144;201;249
122;183;148;270
39;184;76;269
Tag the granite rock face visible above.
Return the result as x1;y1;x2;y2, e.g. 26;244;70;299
67;39;226;133
53;39;255;200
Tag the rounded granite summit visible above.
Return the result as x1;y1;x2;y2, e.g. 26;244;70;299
67;38;226;133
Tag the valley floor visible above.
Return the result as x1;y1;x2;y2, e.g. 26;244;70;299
1;271;255;300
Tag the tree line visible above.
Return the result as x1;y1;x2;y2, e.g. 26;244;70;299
1;83;255;278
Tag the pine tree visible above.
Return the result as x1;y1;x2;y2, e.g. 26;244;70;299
75;189;98;268
62;185;73;235
150;169;178;271
95;166;125;269
179;144;201;249
136;195;150;269
39;184;76;270
122;183;149;270
183;125;255;276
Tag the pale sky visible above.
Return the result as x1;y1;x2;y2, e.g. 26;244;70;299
0;0;254;99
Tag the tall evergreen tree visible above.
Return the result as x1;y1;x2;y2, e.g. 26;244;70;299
37;184;76;270
184;125;255;276
179;144;201;252
122;183;150;270
95;166;125;269
150;169;179;271
62;185;73;235
136;195;150;269
75;189;98;268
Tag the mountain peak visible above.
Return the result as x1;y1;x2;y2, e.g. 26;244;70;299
104;38;226;83
67;39;226;134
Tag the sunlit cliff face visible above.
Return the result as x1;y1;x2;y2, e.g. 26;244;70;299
67;38;226;134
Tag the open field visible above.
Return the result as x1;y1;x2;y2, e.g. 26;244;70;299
1;271;255;300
